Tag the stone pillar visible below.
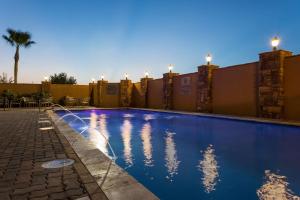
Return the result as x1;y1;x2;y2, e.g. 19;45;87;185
89;82;97;106
163;72;179;110
120;79;133;107
96;80;108;107
196;64;219;113
41;81;51;94
140;77;153;107
258;50;292;119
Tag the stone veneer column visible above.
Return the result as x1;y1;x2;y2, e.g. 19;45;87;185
140;77;153;108
196;64;219;113
120;79;133;107
96;80;108;107
163;72;179;110
258;50;292;119
41;81;51;94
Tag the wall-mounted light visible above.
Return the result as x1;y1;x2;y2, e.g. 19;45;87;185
145;71;149;78
125;73;128;80
168;64;174;73
91;78;95;83
101;75;104;81
271;36;280;51
44;76;48;82
206;54;212;65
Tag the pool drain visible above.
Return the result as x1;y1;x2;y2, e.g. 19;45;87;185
38;120;51;124
39;126;54;131
42;159;75;169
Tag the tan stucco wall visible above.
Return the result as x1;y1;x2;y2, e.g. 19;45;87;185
131;82;144;107
212;62;258;117
173;72;198;111
147;79;164;109
0;83;41;95
51;84;89;103
100;83;120;107
284;55;300;120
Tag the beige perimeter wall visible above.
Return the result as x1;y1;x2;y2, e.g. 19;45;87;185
131;83;144;107
173;72;198;111
0;83;41;95
51;84;89;103
212;62;258;117
147;79;164;109
284;55;300;121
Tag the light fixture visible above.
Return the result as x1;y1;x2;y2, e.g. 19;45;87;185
44;76;48;82
271;36;280;51
101;75;104;80
125;73;128;80
91;78;95;83
145;71;149;78
206;54;212;65
168;64;174;73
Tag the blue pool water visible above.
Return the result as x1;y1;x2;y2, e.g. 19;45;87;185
56;109;300;200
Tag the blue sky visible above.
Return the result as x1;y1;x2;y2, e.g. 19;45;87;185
0;0;299;83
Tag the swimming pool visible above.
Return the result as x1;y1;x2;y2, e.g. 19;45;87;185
56;109;300;200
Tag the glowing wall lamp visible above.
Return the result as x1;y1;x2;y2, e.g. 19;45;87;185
124;73;129;80
91;78;95;83
145;71;149;78
168;64;174;73
101;75;104;81
44;76;49;82
206;54;212;65
271;36;280;51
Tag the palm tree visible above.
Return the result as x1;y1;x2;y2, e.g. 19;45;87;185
2;28;35;83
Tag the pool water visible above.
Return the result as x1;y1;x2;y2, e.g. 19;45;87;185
56;109;300;200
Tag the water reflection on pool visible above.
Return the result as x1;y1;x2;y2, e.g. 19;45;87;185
57;109;300;200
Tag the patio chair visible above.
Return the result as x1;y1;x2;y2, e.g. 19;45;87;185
40;97;53;107
22;97;38;107
10;98;21;108
64;96;77;106
79;97;90;106
0;98;9;108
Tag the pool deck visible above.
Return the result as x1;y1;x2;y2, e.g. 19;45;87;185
0;109;108;200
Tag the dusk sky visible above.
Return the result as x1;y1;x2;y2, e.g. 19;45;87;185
1;0;299;84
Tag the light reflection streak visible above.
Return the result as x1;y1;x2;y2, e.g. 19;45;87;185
198;145;219;193
89;112;109;155
140;123;153;167
143;114;156;121
257;170;300;200
165;131;180;181
121;119;133;167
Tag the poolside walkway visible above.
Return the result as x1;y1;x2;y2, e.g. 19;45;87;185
0;109;107;200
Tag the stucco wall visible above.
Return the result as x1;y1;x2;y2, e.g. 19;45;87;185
51;84;89;103
100;83;120;107
173;72;198;111
284;55;300;120
212;62;258;117
131;82;144;107
0;83;41;95
147;79;164;109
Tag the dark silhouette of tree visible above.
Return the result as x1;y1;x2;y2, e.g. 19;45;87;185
50;73;77;84
2;28;35;83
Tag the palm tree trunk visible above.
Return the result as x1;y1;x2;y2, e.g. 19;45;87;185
14;45;19;84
